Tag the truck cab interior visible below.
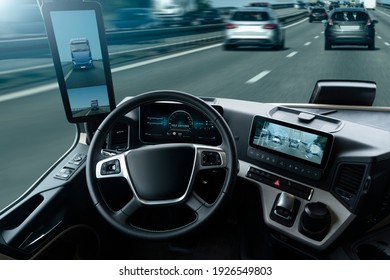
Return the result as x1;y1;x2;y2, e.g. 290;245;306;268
1;0;390;263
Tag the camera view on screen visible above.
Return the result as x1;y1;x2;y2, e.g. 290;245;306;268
251;118;329;165
50;9;110;118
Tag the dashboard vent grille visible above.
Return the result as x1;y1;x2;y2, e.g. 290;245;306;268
110;122;129;151
334;163;367;211
335;164;366;195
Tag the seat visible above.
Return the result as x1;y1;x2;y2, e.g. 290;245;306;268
347;12;355;21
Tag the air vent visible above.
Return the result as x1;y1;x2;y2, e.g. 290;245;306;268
110;122;129;151
334;163;367;211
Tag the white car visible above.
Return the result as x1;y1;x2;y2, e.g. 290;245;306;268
223;7;285;50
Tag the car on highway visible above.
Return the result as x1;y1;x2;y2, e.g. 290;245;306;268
2;0;390;270
248;2;272;8
198;8;223;25
272;135;282;144
223;7;285;50
288;138;300;148
112;8;161;30
307;143;322;156
309;7;328;22
294;1;306;9
323;7;377;50
153;4;185;26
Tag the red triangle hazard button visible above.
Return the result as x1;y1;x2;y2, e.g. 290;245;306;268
273;179;280;187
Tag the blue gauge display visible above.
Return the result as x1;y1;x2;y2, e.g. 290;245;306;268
140;103;222;145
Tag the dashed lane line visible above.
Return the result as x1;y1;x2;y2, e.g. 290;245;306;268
246;70;271;84
287;51;298;58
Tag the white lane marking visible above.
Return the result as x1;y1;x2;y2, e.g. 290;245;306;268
0;44;223;103
314;36;319;39
0;83;58;103
385;42;390;46
283;18;308;29
377;36;382;39
0;63;53;76
64;69;72;81
109;36;222;56
0;36;47;43
287;51;298;58
304;42;311;46
377;9;390;18
246;70;271;84
111;43;222;73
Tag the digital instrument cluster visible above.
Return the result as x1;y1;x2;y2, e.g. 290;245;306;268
139;102;222;145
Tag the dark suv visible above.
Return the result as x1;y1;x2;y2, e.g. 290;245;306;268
324;8;378;50
309;7;328;22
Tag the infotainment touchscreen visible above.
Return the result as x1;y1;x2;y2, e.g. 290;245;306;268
249;116;333;169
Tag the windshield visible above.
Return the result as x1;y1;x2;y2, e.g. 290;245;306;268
312;8;326;12
232;11;271;21
0;0;387;211
70;42;90;52
332;11;369;21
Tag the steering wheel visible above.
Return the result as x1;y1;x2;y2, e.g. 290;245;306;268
86;90;238;240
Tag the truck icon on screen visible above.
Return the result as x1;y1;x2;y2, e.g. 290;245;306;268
90;99;99;111
70;38;93;69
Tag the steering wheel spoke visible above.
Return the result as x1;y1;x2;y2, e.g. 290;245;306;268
185;193;205;212
195;145;227;172
120;197;142;217
95;153;129;180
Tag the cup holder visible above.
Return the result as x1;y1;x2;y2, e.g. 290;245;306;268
298;202;331;241
350;226;390;260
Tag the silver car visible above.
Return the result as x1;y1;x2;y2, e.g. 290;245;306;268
223;7;285;50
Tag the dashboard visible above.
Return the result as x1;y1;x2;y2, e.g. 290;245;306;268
110;97;390;254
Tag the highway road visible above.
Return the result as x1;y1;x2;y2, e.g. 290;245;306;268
1;9;390;210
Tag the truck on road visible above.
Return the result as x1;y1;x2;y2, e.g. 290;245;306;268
364;0;376;9
70;38;93;70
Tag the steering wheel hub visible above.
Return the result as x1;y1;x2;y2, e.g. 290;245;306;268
127;144;195;202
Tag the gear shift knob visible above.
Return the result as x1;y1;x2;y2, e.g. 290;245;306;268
274;192;295;220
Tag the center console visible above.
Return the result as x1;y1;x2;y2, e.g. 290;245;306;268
242;107;357;250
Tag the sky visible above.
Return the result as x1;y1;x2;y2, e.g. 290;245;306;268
50;10;102;62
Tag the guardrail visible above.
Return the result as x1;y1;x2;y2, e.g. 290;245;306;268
106;23;224;46
0;10;308;63
378;3;390;9
107;10;308;59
